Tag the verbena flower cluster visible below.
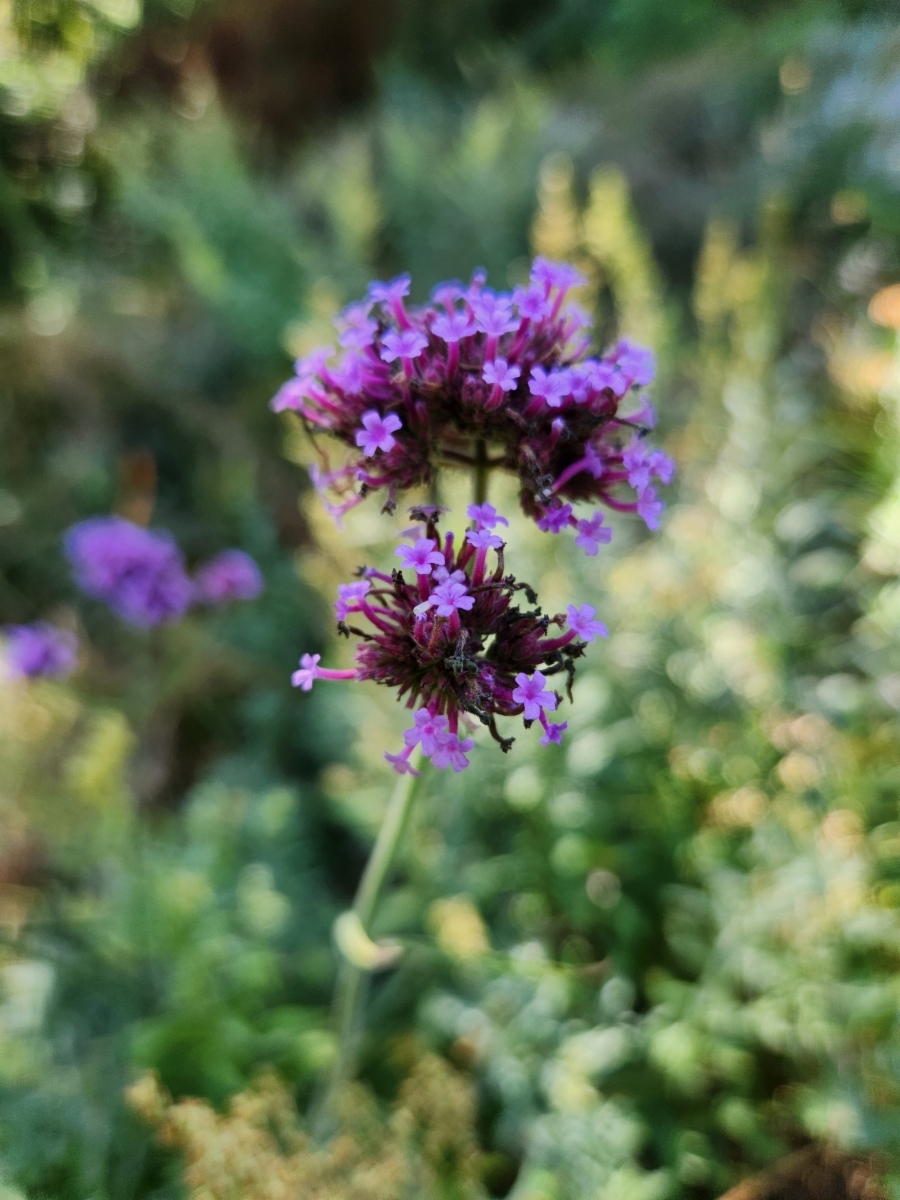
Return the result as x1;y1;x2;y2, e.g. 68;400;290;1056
3;622;78;679
292;506;607;774
271;257;673;548
65;517;263;627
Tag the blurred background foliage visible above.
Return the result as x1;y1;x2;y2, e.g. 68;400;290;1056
3;1;900;1197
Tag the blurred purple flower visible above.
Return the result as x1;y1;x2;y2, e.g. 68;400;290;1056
4;622;77;679
65;516;192;627
193;550;264;605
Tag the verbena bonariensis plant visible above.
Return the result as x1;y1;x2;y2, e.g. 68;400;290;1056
279;258;671;1133
271;257;673;547
292;505;607;775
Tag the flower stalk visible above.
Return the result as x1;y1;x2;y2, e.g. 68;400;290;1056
313;748;424;1139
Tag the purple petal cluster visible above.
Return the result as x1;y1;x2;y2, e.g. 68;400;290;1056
292;509;604;773
3;622;78;679
65;517;193;627
65;517;263;626
271;257;674;547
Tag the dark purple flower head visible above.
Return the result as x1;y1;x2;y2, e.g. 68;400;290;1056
4;622;78;679
65;516;192;627
271;258;673;548
291;510;597;772
193;550;264;605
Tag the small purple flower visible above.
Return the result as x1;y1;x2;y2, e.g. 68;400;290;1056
473;294;518;338
402;708;451;756
531;257;586;294
269;377;308;414
65;516;193;627
193;550;263;604
291;653;357;691
537;504;573;534
529;366;571;409
574;512;613;556
432;282;465;309
513;284;550;321
292;652;320;691
566;604;608;642
295;346;333;379
466;503;508;530
584;445;605;479
539;720;568;748
432;311;476;343
4;623;77;679
589;360;630;398
630;397;657;429
433;566;466;585
384;748;422;776
611;339;655;387
431;733;475;772
465;528;503;551
380;328;428;364
355;410;402;456
335;580;371;621
637;485;664;530
623;441;673;490
336;303;378;350
648;449;676;485
415;580;475;618
395;538;445;576
482;359;520;391
512;670;558;721
370;274;411;306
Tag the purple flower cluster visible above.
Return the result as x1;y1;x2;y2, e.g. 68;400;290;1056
3;622;78;679
271;257;674;545
65;518;193;627
65;517;263;627
292;507;607;774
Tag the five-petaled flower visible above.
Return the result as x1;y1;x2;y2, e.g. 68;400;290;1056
403;709;451;756
537;504;573;534
637;485;665;530
292;653;320;691
395;538;445;575
415;579;475;618
465;528;504;551
512;670;558;721
431;734;475;772
467;503;508;530
539;721;568;748
566;604;608;642
575;511;613;556
355;410;402;457
483;359;520;390
335;580;371;620
380;328;428;365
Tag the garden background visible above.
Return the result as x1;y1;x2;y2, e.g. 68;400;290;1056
3;1;900;1197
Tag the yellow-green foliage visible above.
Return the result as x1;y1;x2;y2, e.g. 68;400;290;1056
0;677;133;870
128;1055;484;1200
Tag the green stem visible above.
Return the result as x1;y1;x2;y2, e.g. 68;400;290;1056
473;439;488;506
313;753;424;1139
